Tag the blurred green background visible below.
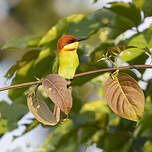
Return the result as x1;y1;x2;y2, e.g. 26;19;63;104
1;0;152;152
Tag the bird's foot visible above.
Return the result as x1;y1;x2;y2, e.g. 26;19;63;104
66;79;73;88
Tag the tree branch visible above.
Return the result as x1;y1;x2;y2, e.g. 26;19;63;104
0;81;41;91
0;64;152;91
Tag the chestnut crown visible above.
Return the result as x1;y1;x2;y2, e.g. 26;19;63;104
57;35;77;51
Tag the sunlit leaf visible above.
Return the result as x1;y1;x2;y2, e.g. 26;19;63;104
0;119;8;136
133;0;152;17
128;34;148;48
143;141;152;152
121;48;145;62
67;8;115;38
5;49;40;79
133;0;144;9
80;100;110;114
39;14;84;46
8;60;35;104
2;35;37;49
104;72;145;122
33;48;56;78
41;74;72;115
80;100;110;126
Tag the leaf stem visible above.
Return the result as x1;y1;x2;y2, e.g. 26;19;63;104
0;64;152;91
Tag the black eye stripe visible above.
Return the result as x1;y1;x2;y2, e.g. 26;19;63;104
67;39;76;44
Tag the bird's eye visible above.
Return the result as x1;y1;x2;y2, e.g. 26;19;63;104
67;39;76;44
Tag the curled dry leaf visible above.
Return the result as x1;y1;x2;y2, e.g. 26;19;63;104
41;74;72;115
104;72;145;122
27;89;58;126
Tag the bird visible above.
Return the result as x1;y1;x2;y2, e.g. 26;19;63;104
52;35;86;121
53;35;86;80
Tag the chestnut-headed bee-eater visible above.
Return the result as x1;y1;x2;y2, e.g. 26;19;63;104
53;35;86;80
52;35;86;121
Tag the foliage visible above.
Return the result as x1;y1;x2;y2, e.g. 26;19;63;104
0;0;152;151
104;72;145;122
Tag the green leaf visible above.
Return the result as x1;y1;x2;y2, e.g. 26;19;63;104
133;0;145;9
121;33;152;63
80;100;110;114
143;141;152;152
128;34;148;48
121;48;145;62
107;2;141;38
2;35;37;49
109;2;141;26
39;8;115;45
39;14;85;46
0;119;8;136
89;42;114;63
128;53;149;74
52;56;59;74
61;136;78;152
32;48;56;78
40;120;74;152
67;8;115;38
8;60;35;104
72;61;107;86
133;0;152;17
0;101;27;132
108;15;134;39
5;49;40;79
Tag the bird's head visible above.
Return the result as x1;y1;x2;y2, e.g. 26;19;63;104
56;35;86;54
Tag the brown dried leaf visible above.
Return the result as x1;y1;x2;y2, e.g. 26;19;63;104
41;74;72;115
104;72;145;122
27;90;58;126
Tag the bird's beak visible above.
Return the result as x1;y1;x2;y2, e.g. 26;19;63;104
63;38;86;52
77;38;87;42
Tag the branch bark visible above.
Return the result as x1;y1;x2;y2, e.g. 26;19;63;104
0;64;152;91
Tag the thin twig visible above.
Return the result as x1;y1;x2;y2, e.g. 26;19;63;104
0;81;41;91
74;65;152;77
0;64;152;91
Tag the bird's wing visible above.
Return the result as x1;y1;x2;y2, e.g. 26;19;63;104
52;55;59;74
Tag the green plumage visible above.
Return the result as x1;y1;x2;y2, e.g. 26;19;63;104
59;50;79;79
53;50;79;79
